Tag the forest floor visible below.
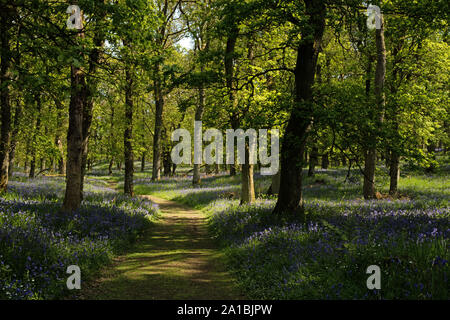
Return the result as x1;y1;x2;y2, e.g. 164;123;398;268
78;195;244;300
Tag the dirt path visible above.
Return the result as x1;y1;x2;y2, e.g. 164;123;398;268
79;195;243;300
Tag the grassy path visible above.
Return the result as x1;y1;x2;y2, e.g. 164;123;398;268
79;195;243;300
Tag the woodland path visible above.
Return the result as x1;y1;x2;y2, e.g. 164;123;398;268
79;195;243;300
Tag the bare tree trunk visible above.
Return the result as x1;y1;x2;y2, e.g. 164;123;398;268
57;137;65;174
193;83;205;185
363;149;376;198
273;0;326;218
8;98;22;178
0;8;13;191
267;170;281;195
108;158;113;175
62;23;86;212
389;151;400;195
172;163;177;176
321;152;329;169
29;94;42;179
141;152;146;172
363;15;386;199
308;145;318;177
123;64;134;196
388;45;403;196
240;144;255;204
152;62;164;181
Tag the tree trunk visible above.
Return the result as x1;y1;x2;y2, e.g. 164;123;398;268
273;0;326;218
308;145;318;177
321;152;329;169
8;98;22;178
267;170;281;195
108;158;113;175
389;151;400;195
163;149;172;177
341;154;346;167
53;98;66;175
123;64;134;196
363;149;376;198
141;152;146;172
240;144;255;204
172;163;177;176
57;137;66;175
193;82;205;186
29;94;42;179
152;62;164;181
62;23;86;212
29;158;35;179
0;9;13;191
363;15;386;199
426;143;436;173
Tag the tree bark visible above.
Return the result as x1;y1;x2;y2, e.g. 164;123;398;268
363;15;386;199
389;150;400;195
57;137;66;175
141;152;146;172
163;149;172;176
0;8;13;191
308;145;318;177
193;82;205;186
62;24;86;212
8;98;22;178
29;94;42;179
240;144;255;204
108;158;113;175
272;0;326;218
123;64;134;196
152;62;164;181
267;170;281;195
321;152;329;169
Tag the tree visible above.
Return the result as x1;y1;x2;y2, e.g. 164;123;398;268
0;4;16;192
363;14;386;199
273;0;326;218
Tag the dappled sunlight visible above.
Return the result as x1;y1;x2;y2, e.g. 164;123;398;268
79;195;244;300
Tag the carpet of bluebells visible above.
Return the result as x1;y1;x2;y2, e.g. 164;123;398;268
0;175;158;300
134;168;449;300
